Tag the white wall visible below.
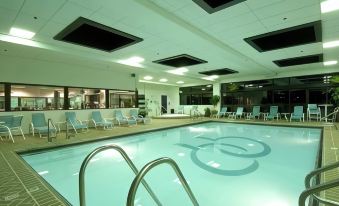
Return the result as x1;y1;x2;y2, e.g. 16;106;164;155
0;55;136;90
137;82;179;117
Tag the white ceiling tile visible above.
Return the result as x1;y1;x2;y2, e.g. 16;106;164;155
21;0;67;20
12;13;48;34
0;0;24;11
0;7;17;33
52;1;94;24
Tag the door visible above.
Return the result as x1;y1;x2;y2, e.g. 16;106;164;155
161;95;167;114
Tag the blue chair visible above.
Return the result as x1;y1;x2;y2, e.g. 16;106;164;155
247;106;261;119
129;109;145;123
217;107;228;118
265;106;279;120
229;107;244;119
115;110;137;126
65;112;88;133
0;115;14;143
10;115;25;139
31;113;57;138
307;104;321;121
177;106;184;114
91;111;113;130
290;106;304;122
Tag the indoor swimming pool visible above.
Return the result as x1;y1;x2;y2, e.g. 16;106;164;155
21;122;322;206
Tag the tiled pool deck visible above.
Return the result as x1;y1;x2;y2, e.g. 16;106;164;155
0;118;338;206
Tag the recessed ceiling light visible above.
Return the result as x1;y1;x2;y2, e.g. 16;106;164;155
9;27;35;39
323;60;338;66
206;85;212;87
117;56;144;68
167;67;188;75
323;40;339;48
321;0;339;13
176;81;184;84
201;88;206;91
159;78;168;82
143;75;153;80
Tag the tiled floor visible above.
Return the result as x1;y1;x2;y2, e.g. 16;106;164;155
0;118;338;206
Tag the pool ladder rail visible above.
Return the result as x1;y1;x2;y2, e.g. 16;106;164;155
299;161;339;206
79;144;199;206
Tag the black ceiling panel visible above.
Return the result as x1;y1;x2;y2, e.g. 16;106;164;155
244;21;321;52
273;54;323;67
153;54;207;67
192;0;246;14
199;68;238;75
54;17;143;52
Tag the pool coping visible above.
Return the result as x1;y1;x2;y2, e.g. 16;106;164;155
15;120;325;206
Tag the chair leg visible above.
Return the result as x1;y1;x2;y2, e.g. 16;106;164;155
19;127;25;140
8;130;14;143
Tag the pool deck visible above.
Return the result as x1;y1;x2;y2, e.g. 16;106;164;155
0;118;338;206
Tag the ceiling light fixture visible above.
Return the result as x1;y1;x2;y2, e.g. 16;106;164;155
202;75;219;81
176;81;184;84
143;75;153;80
9;27;35;39
159;78;168;82
321;0;339;13
323;60;338;66
117;56;144;68
167;67;188;75
323;40;339;48
206;85;212;87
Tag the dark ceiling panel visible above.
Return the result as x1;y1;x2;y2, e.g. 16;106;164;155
192;0;246;14
153;54;207;67
273;54;323;67
54;17;143;52
199;68;238;75
244;21;322;52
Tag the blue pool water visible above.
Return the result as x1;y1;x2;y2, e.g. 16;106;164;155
21;122;321;206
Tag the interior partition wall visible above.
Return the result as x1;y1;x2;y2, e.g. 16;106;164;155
221;73;338;113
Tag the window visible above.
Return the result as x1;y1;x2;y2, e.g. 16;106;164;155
179;85;212;105
309;89;327;104
11;85;64;111
69;88;106;109
290;90;306;104
0;84;4;111
109;90;136;108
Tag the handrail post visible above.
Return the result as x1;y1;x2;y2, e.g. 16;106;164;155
79;144;162;206
127;157;199;206
47;118;52;142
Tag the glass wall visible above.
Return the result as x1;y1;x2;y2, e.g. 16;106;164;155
0;84;4;111
179;85;213;105
109;90;136;108
69;88;106;109
11;85;64;111
221;73;339;113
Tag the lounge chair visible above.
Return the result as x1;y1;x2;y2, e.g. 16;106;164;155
129;109;145;123
0;115;15;143
247;106;261;120
265;106;279;121
31;113;57;138
65;112;88;133
307;104;321;121
290;106;304;122
229;107;244;119
115;110;137;126
10;115;25;139
91;111;113;130
217;107;228;118
191;106;202;119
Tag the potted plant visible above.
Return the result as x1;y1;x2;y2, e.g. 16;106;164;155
204;107;211;117
211;95;220;108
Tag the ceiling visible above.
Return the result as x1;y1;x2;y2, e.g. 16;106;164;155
0;0;338;86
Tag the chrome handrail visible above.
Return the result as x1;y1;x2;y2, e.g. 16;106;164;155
79;144;162;206
127;157;199;206
299;161;339;206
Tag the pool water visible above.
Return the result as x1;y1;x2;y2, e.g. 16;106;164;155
21;122;321;206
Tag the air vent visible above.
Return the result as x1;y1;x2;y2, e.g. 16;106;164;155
273;54;323;67
54;17;143;52
244;21;321;52
193;0;246;14
153;54;207;67
199;68;238;75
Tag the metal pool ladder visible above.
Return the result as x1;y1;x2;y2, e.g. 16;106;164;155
79;144;199;206
299;160;339;206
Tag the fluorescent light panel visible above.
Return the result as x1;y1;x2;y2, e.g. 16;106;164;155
143;75;153;80
159;78;168;82
321;0;339;13
9;27;35;39
167;67;188;75
117;56;144;68
202;75;219;81
323;40;339;48
176;81;184;84
323;60;338;66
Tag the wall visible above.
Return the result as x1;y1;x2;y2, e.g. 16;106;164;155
0;55;136;90
137;82;179;117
